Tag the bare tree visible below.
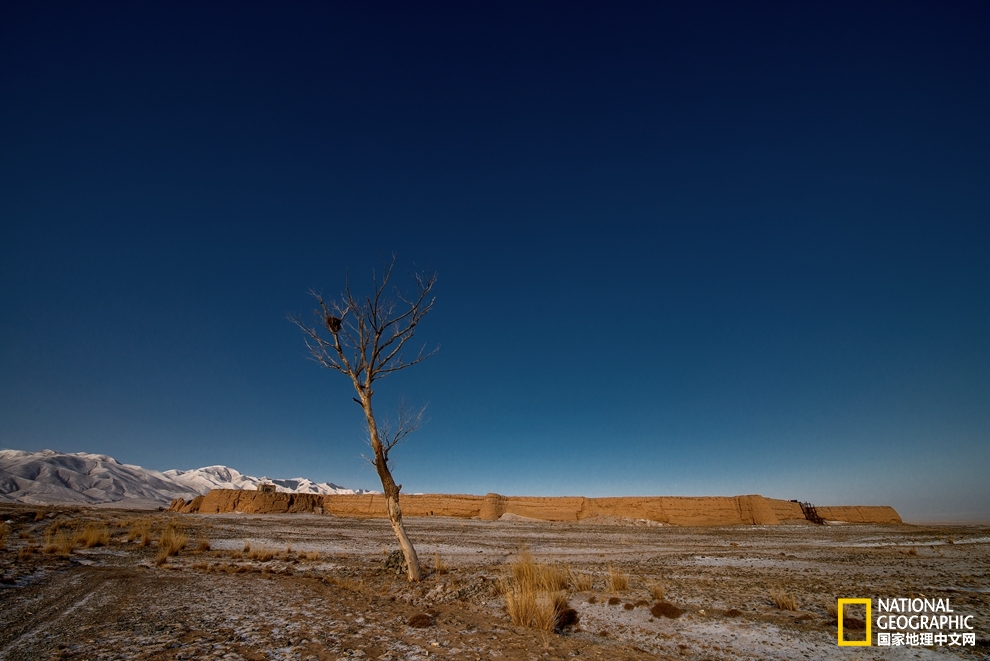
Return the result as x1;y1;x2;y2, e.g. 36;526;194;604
290;258;437;581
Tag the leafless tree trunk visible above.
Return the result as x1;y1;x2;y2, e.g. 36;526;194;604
290;258;437;581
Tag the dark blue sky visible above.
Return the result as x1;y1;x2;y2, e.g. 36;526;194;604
2;2;987;522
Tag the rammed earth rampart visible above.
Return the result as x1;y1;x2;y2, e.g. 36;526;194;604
169;491;901;525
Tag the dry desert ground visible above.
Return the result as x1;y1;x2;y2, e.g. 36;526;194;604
0;504;988;661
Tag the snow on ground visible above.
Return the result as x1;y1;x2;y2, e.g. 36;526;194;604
1;506;988;661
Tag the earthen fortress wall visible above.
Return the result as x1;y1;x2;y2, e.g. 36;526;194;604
170;490;901;525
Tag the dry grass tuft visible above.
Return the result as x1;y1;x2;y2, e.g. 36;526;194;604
770;589;798;611
74;523;110;548
826;601;839;620
44;522;74;557
243;541;251;553
327;576;365;592
18;546;36;562
433;552;448;577
0;522;7;550
127;518;152;543
125;518;154;548
505;587;575;632
34;509;47;522
568;567;594;591
607;564;629;592
510;550;569;592
195;539;211;552
155;524;187;565
502;551;578;632
303;550;320;561
647;580;665;601
248;548;275;562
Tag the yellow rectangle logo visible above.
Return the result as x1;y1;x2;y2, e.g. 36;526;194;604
837;598;872;646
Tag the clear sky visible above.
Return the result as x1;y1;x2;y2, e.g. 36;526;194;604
1;2;987;523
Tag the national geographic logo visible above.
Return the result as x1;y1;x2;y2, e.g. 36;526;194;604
837;599;871;647
837;598;977;647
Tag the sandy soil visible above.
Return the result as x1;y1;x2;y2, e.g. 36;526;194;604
1;504;987;661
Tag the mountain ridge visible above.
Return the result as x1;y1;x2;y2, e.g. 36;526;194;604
0;449;372;508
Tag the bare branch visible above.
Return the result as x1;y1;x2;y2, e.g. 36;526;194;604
381;399;427;454
290;255;436;582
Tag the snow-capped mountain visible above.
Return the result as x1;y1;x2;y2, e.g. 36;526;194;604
162;465;367;496
0;449;371;508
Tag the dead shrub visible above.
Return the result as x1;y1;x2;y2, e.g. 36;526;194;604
651;601;683;619
0;522;7;550
770;589;798;611
568;567;594;591
607;596;621;606
623;602;635;610
725;608;743;617
74;523;110;548
408;613;433;628
607;564;629;591
647;580;665;601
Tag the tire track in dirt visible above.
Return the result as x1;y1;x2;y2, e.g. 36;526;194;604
0;568;106;660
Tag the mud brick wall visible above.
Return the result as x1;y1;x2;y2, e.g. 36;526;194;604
171;491;901;525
